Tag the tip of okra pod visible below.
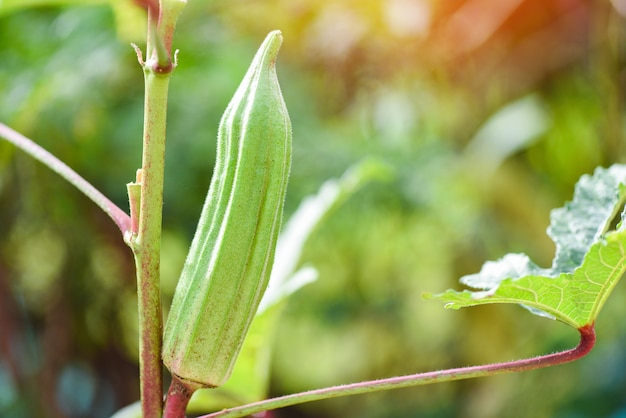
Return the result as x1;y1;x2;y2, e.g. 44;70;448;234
260;30;284;62
265;29;283;42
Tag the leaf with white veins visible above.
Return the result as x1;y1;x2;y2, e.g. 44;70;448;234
425;165;626;328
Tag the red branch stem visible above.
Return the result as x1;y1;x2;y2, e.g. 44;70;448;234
163;376;196;418
199;325;596;418
0;122;131;235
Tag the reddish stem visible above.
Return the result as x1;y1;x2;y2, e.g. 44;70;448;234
200;325;596;418
0;122;131;235
163;376;196;418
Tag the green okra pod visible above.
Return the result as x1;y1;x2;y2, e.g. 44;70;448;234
163;30;292;389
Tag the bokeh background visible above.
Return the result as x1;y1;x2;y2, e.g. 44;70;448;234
1;0;626;417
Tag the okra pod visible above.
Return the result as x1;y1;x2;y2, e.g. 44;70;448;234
162;30;291;389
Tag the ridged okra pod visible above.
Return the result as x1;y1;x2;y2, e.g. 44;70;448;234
163;30;292;389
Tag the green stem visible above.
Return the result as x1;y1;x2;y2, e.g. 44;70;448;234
128;3;185;416
199;325;596;418
128;67;171;418
0;122;131;235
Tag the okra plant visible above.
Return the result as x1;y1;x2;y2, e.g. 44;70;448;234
1;1;625;417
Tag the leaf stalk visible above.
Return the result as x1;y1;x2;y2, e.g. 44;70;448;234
199;325;595;418
0;122;132;235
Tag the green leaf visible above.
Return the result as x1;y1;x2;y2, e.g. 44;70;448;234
425;164;626;329
259;157;392;314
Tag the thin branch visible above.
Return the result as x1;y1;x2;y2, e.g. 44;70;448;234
0;122;131;235
200;325;596;418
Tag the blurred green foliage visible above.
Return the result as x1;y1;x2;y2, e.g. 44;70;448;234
1;1;626;417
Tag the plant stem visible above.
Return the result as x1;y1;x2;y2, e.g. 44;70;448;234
199;325;595;418
128;66;172;418
163;376;196;418
127;2;185;416
0;122;132;235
